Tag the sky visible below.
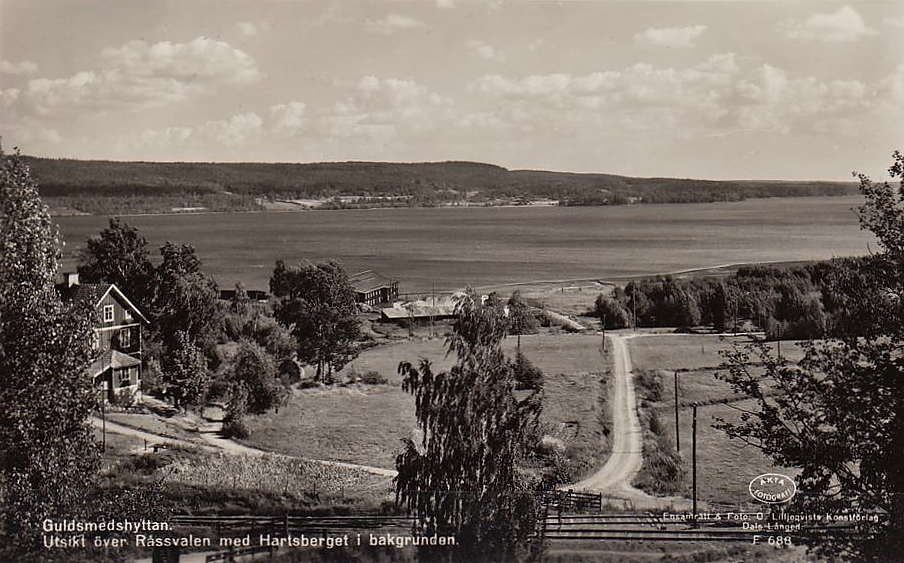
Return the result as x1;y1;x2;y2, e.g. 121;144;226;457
1;0;902;180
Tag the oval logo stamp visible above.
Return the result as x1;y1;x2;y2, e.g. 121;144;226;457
748;473;797;504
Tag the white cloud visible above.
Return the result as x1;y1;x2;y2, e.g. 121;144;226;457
634;25;707;48
472;53;899;139
195;112;263;147
782;6;877;42
270;101;307;130
237;21;258;36
0;60;39;75
366;14;428;34
317;76;451;141
883;15;904;30
101;37;260;84
467;40;506;62
8;37;260;117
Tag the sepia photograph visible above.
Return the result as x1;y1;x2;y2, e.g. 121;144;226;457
1;0;903;562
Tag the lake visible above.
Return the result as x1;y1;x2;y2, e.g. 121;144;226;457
55;196;874;294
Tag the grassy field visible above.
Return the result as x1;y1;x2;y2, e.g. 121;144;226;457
246;334;611;479
55;196;871;293
628;335;797;506
629;334;806;373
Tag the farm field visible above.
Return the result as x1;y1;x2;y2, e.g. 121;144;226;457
245;334;611;478
628;333;806;373
54;196;872;293
628;335;798;506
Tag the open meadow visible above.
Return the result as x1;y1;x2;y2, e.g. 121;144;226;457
55;196;871;293
627;334;802;506
244;333;612;480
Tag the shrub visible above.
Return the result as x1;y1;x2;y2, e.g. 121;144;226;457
222;416;250;440
110;387;137;407
593;294;630;329
359;370;387;385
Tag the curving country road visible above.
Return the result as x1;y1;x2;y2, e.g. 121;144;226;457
91;417;397;477
569;333;691;510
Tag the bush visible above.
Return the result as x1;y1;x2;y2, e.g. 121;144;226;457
359;370;387;385
222;416;250;439
593;294;630;329
636;370;663;402
110;387;137;407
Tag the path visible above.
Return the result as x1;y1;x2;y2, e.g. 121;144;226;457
569;333;691;510
92;417;397;477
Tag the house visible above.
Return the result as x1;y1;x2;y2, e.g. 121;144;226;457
349;270;399;306
380;295;459;327
57;272;149;403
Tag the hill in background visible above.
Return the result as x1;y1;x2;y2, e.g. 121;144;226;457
23;156;859;215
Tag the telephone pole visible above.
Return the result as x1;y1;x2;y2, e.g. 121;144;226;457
692;404;698;528
674;372;680;452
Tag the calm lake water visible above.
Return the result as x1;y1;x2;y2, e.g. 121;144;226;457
55;196;874;294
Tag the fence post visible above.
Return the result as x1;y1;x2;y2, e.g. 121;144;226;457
283;513;289;538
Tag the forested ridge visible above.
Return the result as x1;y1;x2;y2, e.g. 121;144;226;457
22;156;858;215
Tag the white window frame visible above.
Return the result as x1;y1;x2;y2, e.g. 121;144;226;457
118;369;131;386
124;308;133;320
103;305;114;323
119;328;131;348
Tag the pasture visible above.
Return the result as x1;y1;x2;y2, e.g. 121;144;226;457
244;334;611;479
628;334;800;506
55;196;871;293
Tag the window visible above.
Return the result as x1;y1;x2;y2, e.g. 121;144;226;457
124;308;132;321
103;305;114;323
119;328;131;349
92;331;100;350
118;369;132;386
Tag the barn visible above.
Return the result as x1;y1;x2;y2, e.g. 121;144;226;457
349;270;399;306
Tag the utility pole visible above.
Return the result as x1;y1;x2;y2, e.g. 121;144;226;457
631;287;637;330
674;372;680;453
692;404;698;528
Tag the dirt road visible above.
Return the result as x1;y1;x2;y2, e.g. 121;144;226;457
92;417;397;477
569;333;690;510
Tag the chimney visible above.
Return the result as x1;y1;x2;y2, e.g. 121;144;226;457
64;272;79;287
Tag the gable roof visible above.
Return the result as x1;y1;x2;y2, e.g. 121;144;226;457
349;270;395;294
58;282;149;324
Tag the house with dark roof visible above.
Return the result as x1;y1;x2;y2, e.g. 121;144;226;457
349;270;399;306
57;272;149;403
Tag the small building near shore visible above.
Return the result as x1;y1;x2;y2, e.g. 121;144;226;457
350;270;399;306
380;296;458;327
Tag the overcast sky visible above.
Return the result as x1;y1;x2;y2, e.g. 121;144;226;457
1;0;902;180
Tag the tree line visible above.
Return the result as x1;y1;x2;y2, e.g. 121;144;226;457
26;155;858;215
593;257;882;339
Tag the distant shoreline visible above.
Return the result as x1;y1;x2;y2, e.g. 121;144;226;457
47;192;861;218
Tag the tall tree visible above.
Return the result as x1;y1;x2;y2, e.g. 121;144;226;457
0;153;100;555
229;340;287;415
506;290;538;349
160;330;209;409
150;242;221;350
716;151;904;562
270;260;360;383
77;217;154;309
396;290;543;562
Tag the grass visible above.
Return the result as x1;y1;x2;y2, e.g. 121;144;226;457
658;399;793;507
627;335;796;506
246;334;611;479
243;385;415;469
105;412;199;441
628;334;806;373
